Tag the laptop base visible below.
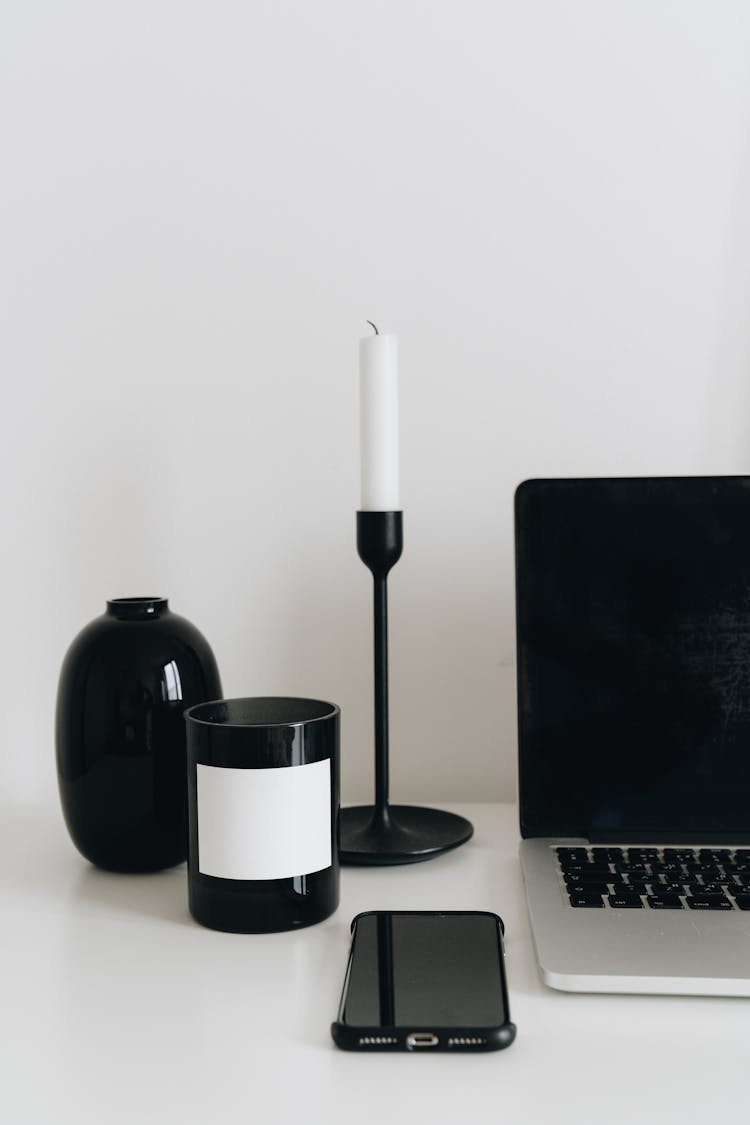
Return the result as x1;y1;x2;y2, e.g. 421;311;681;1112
521;838;750;997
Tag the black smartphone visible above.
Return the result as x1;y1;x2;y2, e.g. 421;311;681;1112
331;910;516;1052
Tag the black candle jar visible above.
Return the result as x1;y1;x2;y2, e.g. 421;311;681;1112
185;697;340;933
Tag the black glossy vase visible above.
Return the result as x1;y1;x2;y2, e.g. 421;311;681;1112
56;597;222;872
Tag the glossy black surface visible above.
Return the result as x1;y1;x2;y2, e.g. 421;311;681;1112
341;512;474;864
357;511;403;817
342;913;507;1026
340;805;473;865
185;696;340;933
56;598;222;871
516;477;750;840
332;911;516;1052
356;510;403;576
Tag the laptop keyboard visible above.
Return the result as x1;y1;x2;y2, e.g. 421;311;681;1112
555;846;750;910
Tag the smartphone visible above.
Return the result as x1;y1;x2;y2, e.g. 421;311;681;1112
331;910;516;1052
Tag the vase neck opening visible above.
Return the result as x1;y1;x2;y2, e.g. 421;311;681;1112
106;598;169;620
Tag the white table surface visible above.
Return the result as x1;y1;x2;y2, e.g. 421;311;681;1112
2;802;746;1125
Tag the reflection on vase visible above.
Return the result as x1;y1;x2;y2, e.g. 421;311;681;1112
56;597;222;872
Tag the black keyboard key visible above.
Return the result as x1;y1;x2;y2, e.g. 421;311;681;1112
646;895;683;909
566;882;610;896
651;861;682;874
608;894;643;909
622;880;649;893
613;868;649;881
563;870;606;884
733;850;750;862
590;847;623;863
687;897;733;910
609;882;634;896
663;849;697;863
734;872;750;886
732;895;750;910
698;849;731;863
627;848;659;862
557;848;589;863
696;866;725;880
655;880;688;894
568;894;604;908
558;862;587;875
562;866;612;882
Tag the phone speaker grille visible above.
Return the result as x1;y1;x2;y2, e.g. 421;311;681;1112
447;1036;486;1047
358;1036;398;1046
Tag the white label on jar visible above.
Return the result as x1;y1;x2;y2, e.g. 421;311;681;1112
196;760;332;880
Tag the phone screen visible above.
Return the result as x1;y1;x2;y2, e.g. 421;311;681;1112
340;912;507;1029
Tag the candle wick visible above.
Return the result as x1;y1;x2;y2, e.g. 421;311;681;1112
366;320;379;336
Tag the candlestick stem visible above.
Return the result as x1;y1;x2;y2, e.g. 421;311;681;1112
339;511;474;865
373;572;389;818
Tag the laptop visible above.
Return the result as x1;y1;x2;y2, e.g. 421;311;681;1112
516;476;750;996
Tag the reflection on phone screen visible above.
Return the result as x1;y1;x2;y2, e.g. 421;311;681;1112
342;913;506;1028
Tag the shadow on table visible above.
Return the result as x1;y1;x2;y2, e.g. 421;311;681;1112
4;805;196;926
0;806;192;926
69;861;194;928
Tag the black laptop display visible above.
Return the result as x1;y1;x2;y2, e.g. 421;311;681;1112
515;477;750;842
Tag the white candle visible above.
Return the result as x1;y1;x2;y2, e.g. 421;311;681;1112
359;325;400;511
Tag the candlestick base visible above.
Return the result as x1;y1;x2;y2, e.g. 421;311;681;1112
339;804;474;866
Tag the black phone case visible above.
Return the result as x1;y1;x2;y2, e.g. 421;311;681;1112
331;910;516;1052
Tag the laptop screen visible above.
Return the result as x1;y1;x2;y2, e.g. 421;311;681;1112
516;477;750;841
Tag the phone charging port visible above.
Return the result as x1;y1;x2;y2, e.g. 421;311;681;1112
406;1033;439;1049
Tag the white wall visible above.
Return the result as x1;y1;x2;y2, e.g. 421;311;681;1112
4;1;750;808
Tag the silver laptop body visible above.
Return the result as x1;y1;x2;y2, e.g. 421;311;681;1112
520;838;750;995
515;478;750;997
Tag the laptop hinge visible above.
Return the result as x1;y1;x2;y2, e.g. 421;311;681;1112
588;830;750;845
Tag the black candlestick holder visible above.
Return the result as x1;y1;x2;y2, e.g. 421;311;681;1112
339;511;474;865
